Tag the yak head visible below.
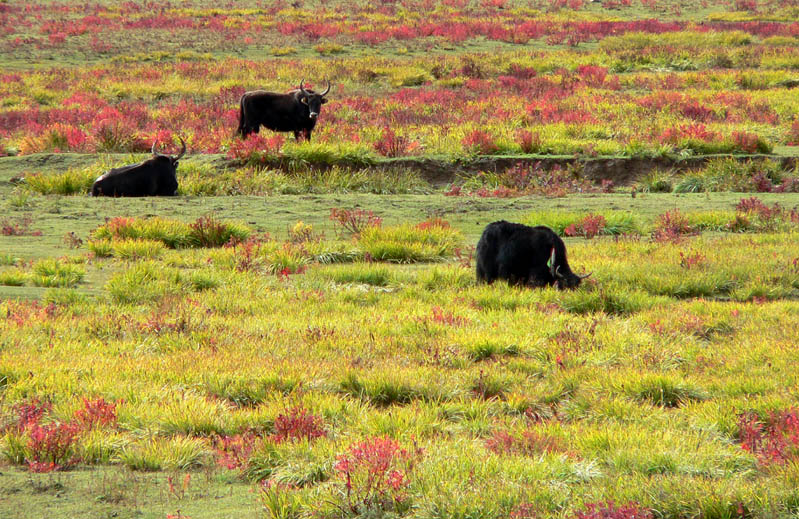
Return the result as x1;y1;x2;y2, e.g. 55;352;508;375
298;78;331;120
548;247;591;290
151;135;186;169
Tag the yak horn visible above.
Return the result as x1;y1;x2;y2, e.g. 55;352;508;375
174;136;186;161
299;78;309;96
555;265;565;279
151;140;158;155
320;78;331;96
549;247;556;278
578;272;593;279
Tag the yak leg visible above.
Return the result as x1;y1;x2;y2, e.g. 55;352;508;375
304;129;312;141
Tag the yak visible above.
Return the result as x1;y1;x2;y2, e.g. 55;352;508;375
236;79;331;141
91;137;185;197
476;220;591;289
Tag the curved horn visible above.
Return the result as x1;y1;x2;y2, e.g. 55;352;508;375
549;247;556;278
151;140;158;155
555;265;565;279
174;136;186;161
320;78;331;96
578;272;592;279
299;78;309;96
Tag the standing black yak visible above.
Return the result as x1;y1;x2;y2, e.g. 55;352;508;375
476;221;591;289
236;79;331;141
90;138;185;197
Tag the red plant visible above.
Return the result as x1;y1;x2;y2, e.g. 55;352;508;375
735;197;787;230
374;127;416;157
26;421;82;472
485;429;573;457
415;217;450;230
215;432;259;471
564;214;606;239
226;234;269;272
8;397;52;432
73;397;118;429
678;250;706;269
652;209;694;243
443;184;463;197
273;407;327;442
430;306;469;326
227;133;284;163
334;436;424;514
454;245;476;268
462;129;499;155
166;473;192;500
509;503;538;519
738;409;799;465
576;501;653;519
517;130;541;154
659;123;721;145
2;215;40;236
731;131;764;153
329;207;382;236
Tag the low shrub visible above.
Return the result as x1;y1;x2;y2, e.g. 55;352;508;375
358;223;462;263
738;408;799;465
333;436;424;515
31;259;85;288
651;209;696;243
24;168;96;195
111;239;166;260
105;262;189;304
118;436;210;471
92;216;251;249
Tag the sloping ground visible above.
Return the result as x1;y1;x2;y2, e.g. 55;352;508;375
4;151;799;188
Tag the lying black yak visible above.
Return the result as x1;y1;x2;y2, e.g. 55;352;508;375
91;137;184;197
476;220;591;289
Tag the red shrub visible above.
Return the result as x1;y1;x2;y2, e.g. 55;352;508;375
273;407;327;442
215;432;259;471
678;250;706;269
227;133;284;163
334;437;424;514
416;217;450;230
731;131;764;153
576;501;653;519
26;421;82;472
462;129;499;155
485;429;573;457
374;127;416;157
564;214;606;239
575;65;607;86
2;215;37;236
73;397;118;429
517;130;541;154
430;306;469;326
652;209;695;243
738;409;799;465
9;398;52;432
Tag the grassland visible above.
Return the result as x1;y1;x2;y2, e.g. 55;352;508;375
5;0;799;518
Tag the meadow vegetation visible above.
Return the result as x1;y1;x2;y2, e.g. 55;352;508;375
5;0;799;518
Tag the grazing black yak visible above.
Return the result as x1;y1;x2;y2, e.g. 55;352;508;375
91;137;185;197
476;220;591;289
237;79;331;141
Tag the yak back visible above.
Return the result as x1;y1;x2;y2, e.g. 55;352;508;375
476;220;581;289
91;155;178;197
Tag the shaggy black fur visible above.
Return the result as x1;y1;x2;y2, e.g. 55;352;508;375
476;220;587;289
